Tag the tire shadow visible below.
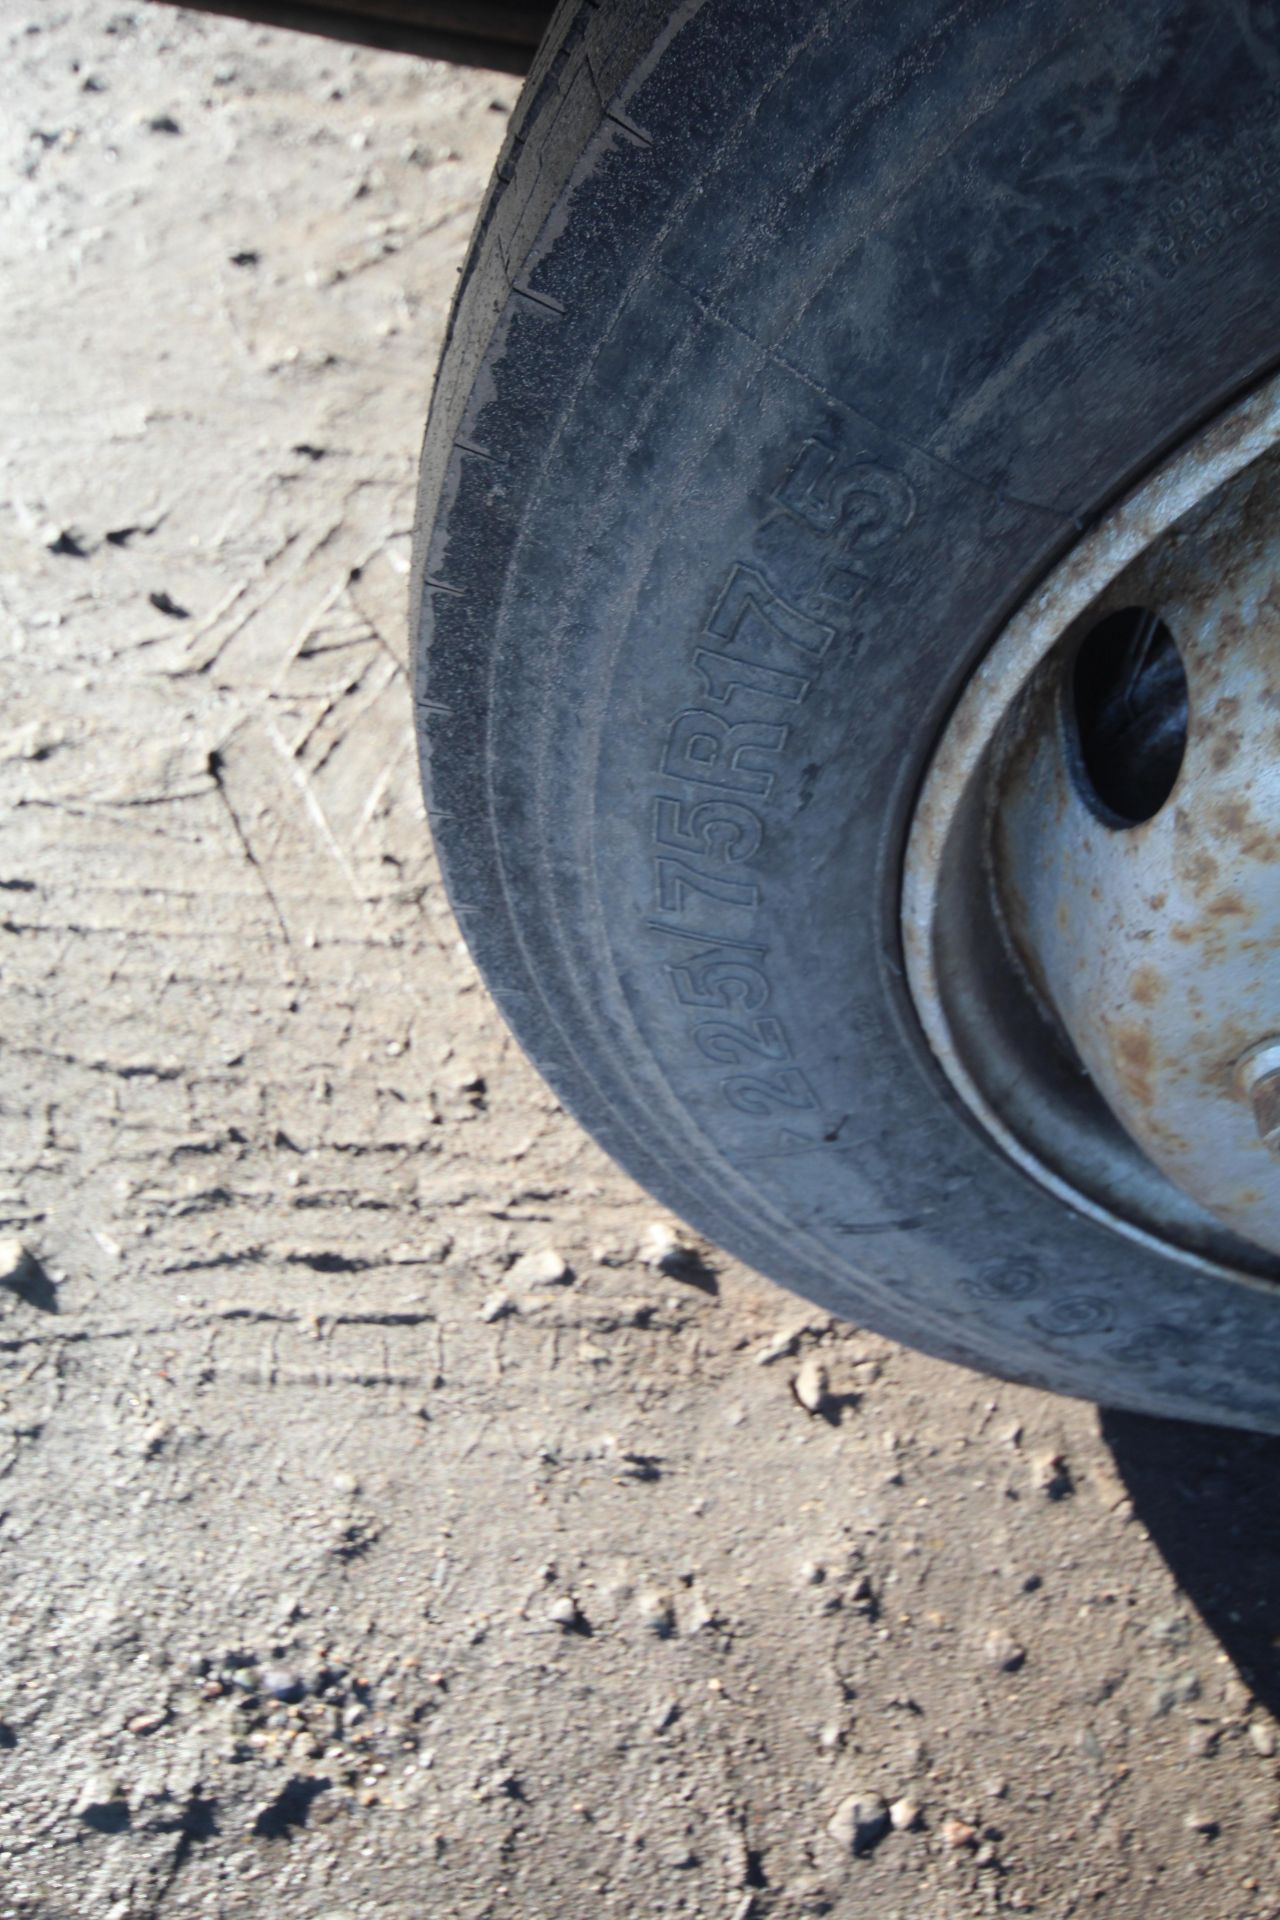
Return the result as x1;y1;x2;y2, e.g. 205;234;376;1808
1101;1409;1280;1711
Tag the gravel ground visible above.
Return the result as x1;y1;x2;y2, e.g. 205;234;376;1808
4;6;1280;1917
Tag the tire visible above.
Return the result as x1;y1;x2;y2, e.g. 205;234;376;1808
412;0;1280;1428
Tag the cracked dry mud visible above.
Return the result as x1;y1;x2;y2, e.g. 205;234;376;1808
4;6;1280;1918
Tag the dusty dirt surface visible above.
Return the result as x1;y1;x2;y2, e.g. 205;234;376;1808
5;5;1280;1918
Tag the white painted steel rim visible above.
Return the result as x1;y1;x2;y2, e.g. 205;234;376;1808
903;371;1280;1281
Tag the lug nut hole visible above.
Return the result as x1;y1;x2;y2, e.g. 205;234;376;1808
1067;606;1188;826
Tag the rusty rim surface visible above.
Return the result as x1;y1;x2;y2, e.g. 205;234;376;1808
903;371;1280;1277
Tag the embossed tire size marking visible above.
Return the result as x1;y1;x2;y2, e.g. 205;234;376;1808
413;0;1280;1428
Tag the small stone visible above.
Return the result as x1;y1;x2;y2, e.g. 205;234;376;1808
126;1711;166;1736
786;1876;834;1915
47;526;91;557
1150;1670;1201;1718
942;1817;977;1850
798;1560;826;1587
76;1771;123;1814
639;1222;689;1271
847;1573;877;1615
479;1290;514;1323
756;1315;833;1365
637;1590;675;1638
0;1237;34;1286
793;1357;831;1416
331;1471;359;1496
1031;1451;1073;1500
510;1248;571;1288
984;1628;1026;1673
1184;1809;1220;1837
476;1768;519;1802
889;1798;921;1832
261;1667;306;1703
0;719;69;764
1224;1676;1254;1715
826;1791;889;1856
546;1595;585;1632
680;1583;718;1631
1248;1720;1277;1757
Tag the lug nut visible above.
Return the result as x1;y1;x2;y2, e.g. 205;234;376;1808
1236;1041;1280;1156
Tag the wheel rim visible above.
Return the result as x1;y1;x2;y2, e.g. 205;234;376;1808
903;370;1280;1275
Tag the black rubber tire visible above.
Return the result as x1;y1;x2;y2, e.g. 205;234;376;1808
412;0;1280;1429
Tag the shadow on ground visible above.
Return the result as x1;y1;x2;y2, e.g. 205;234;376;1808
1103;1410;1280;1710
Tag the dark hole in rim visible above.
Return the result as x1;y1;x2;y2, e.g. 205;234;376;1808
1067;606;1189;826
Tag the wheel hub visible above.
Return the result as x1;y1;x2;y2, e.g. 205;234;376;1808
903;373;1280;1271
